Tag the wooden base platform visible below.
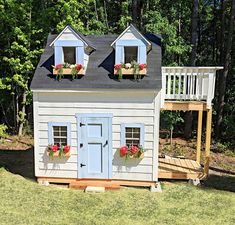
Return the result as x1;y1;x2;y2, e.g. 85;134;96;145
158;158;204;180
37;177;155;189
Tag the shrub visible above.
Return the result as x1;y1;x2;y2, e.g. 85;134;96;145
0;124;7;139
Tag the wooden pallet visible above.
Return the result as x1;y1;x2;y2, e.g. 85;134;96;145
158;158;204;180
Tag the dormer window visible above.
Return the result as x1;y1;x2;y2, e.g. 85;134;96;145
63;47;76;64
124;46;138;63
111;24;151;77
50;25;95;77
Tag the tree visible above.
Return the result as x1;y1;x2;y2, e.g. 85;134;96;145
216;0;235;139
184;0;199;139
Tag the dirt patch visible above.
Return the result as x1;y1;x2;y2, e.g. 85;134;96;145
0;136;34;179
0;135;33;150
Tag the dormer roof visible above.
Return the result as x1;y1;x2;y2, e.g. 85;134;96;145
49;25;96;50
111;24;151;50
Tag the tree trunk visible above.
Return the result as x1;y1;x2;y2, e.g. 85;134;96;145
184;0;199;139
16;92;19;134
189;0;199;66
18;90;27;136
216;0;235;139
132;0;139;27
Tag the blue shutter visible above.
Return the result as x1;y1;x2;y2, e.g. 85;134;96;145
115;45;124;64
55;46;63;65
138;45;147;64
76;46;84;65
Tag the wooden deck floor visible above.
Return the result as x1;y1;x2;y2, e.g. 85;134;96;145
158;158;204;180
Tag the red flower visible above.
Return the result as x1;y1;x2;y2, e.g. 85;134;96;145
75;64;82;71
51;145;58;152
63;145;70;153
139;64;145;70
120;146;128;156
55;64;62;70
114;64;122;70
131;145;138;155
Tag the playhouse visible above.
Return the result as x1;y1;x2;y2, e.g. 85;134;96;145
31;24;222;189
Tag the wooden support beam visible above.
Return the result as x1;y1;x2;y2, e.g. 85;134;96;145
196;110;203;163
162;101;207;111
204;108;212;176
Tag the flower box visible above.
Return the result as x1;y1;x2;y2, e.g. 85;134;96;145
114;68;146;75
47;144;71;158
129;152;144;159
119;145;145;160
47;151;71;157
53;68;85;75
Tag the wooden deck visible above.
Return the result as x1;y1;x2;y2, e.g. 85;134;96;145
158;158;204;180
37;177;155;189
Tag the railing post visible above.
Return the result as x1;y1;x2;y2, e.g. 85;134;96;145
207;72;214;108
196;110;203;163
161;68;166;108
204;107;212;176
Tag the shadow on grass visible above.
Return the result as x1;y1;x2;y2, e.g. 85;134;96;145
0;148;35;180
203;174;235;192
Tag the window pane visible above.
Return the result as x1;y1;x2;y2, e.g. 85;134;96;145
133;132;140;138
124;46;138;63
60;131;67;136
53;131;59;136
125;132;132;138
132;140;139;146
60;126;67;132
125;128;132;132
133;128;140;133
53;126;60;132
63;47;76;64
54;138;60;145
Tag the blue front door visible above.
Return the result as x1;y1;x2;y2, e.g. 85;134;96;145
77;115;112;179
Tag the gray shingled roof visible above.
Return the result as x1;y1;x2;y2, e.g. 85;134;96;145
30;33;162;90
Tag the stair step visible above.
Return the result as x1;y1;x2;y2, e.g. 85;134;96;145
85;186;105;193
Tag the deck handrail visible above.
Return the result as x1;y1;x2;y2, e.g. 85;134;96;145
161;67;223;109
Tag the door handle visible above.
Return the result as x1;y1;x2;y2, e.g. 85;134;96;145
80;163;86;167
103;140;108;147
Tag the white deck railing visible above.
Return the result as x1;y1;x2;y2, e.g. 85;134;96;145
161;67;223;108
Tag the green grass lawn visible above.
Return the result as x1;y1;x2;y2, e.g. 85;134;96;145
0;168;234;225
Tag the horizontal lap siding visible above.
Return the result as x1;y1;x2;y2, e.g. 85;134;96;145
35;92;156;181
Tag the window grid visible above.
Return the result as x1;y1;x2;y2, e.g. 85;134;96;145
125;127;140;146
53;126;67;146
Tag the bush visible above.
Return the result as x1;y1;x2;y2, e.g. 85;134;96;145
0;124;7;139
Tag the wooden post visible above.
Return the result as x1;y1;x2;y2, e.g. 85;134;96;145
204;107;212;176
196;110;203;163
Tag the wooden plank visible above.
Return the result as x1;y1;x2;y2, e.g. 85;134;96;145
158;171;204;180
196;110;203;163
162;101;207;111
204;108;212;176
184;159;193;173
178;158;187;173
37;177;155;187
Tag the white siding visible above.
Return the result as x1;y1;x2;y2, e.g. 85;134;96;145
33;91;160;181
60;27;78;40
